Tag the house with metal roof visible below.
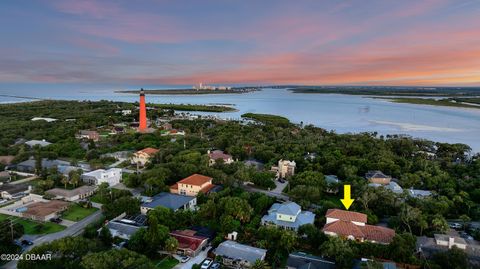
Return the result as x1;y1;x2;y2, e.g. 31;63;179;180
140;192;196;214
25;139;52;148
261;201;315;231
214;240;267;269
101;214;147;240
286;252;336;269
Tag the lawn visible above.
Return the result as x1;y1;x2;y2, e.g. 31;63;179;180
0;214;66;234
62;204;98;222
153;256;179;269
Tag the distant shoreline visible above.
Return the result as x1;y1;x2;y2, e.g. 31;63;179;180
116;87;260;95
287;86;480;97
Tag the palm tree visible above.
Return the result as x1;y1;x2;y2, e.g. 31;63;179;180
61;175;69;189
251;260;270;269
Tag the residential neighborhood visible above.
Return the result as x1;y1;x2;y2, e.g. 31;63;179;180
0;92;479;269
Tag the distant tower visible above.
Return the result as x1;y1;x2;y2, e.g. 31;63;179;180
139;88;147;132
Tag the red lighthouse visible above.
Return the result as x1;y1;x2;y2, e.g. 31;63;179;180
139;88;147;132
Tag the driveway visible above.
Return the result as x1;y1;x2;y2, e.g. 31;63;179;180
173;247;211;269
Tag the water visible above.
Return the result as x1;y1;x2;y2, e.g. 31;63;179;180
1;88;480;152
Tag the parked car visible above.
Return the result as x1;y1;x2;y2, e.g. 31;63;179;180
50;217;62;223
179;255;190;263
201;258;213;269
460;231;474;240
278;178;286;183
210;262;221;269
21;239;33;246
449;223;462;229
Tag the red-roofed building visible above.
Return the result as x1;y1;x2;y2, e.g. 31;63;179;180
170;229;209;257
170;174;216;196
326;209;368;226
131;147;160;166
208;150;234;166
322;209;395;244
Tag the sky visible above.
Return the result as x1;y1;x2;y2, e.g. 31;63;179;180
0;0;479;89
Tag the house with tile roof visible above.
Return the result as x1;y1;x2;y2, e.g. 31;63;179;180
140;192;197;214
322;209;395;244
261;201;315;231
131;147;160;166
45;185;96;201
170;229;209;257
22;200;69;221
208;150;234;166
214;240;267;269
170;174;217;196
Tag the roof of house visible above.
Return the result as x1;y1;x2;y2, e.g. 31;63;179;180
79;130;98;135
209;150;232;160
141;192;195;210
136;147;159;156
0;155;15;165
106;220;145;237
170;230;208;251
215;240;267;264
286;252;336;269
325;209;368;223
325;175;340;184
177;174;212;186
0;183;30;194
275;202;301;216
24;200;69;218
365;170;391;179
408;189;432;198
262;202;315;229
322;220;395;244
17;158;71;170
25;140;52;147
434;234;467;245
323;220;365;238
82;168;121;179
0;171;10;178
45;185;96;198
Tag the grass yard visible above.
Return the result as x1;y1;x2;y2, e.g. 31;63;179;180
153;256;179;269
62;203;98;222
0;214;66;234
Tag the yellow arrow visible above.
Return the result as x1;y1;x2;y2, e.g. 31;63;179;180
340;185;354;210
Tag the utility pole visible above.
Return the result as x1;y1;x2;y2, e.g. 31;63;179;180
10;219;14;241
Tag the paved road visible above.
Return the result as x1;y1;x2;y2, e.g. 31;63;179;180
242;184;290;201
2;210;103;269
9;175;37;185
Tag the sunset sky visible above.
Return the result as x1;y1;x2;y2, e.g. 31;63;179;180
1;0;479;88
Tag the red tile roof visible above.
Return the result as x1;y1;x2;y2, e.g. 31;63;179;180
138;147;160;156
326;209;367;223
361;225;396;244
322;220;395;244
323;220;364;238
199;184;216;194
178;174;212;186
170;230;208;252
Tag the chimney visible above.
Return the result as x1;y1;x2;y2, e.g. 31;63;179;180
448;237;455;248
